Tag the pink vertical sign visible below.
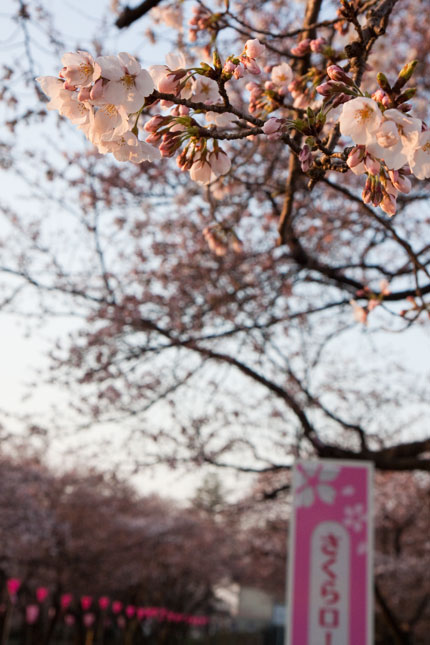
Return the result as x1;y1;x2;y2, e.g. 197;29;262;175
287;460;373;645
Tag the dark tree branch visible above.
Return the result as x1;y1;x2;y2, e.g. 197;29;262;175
115;0;163;29
375;581;411;645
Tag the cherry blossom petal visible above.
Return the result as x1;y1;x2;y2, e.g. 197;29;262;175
96;55;123;81
118;52;141;76
135;69;155;97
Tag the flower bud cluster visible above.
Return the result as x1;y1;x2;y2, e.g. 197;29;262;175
188;5;213;43
291;37;327;56
223;39;266;80
262;117;285;140
151;4;183;30
142;111;231;185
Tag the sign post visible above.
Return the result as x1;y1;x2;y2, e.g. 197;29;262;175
286;460;373;645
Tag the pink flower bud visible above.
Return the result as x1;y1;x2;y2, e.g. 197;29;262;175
144;115;166;133
372;183;383;206
310;37;326;53
316;82;334;97
112;601;123;614
326;65;353;86
391;173;411;194
371;89;390;107
362;188;372;204
78;87;91;102
299;144;312;172
233;65;244;79
364;155;380;175
263;117;282;135
388;169;399;183
347;145;365;168
291;39;311;56
380;193;397;216
223;60;236;74
89;79;103;101
158;73;179;94
159;132;181;157
209;149;231;177
145;132;162;145
240;56;261;75
331;93;352;108
137;607;147;620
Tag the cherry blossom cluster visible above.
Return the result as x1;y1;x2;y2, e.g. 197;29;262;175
37;46;429;219
316;62;429;216
37;49;235;186
37;51;160;163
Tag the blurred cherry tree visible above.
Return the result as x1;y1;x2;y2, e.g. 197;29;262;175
0;454;233;643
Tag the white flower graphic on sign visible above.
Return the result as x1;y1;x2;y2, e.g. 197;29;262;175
342;485;355;496
294;462;340;508
343;503;367;533
357;541;367;556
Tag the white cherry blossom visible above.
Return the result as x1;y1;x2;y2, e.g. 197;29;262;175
97;132;160;163
96;52;154;112
383;109;421;149
367;109;421;170
61;51;101;88
205;111;237;128
271;62;293;95
148;52;191;99
189;157;213;184
150;5;183;30
208;149;231;177
339;97;383;145
409;130;430;179
36;76;70;112
191;77;220;104
60;94;92;126
244;39;265;59
165;52;186;70
88;102;130;146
